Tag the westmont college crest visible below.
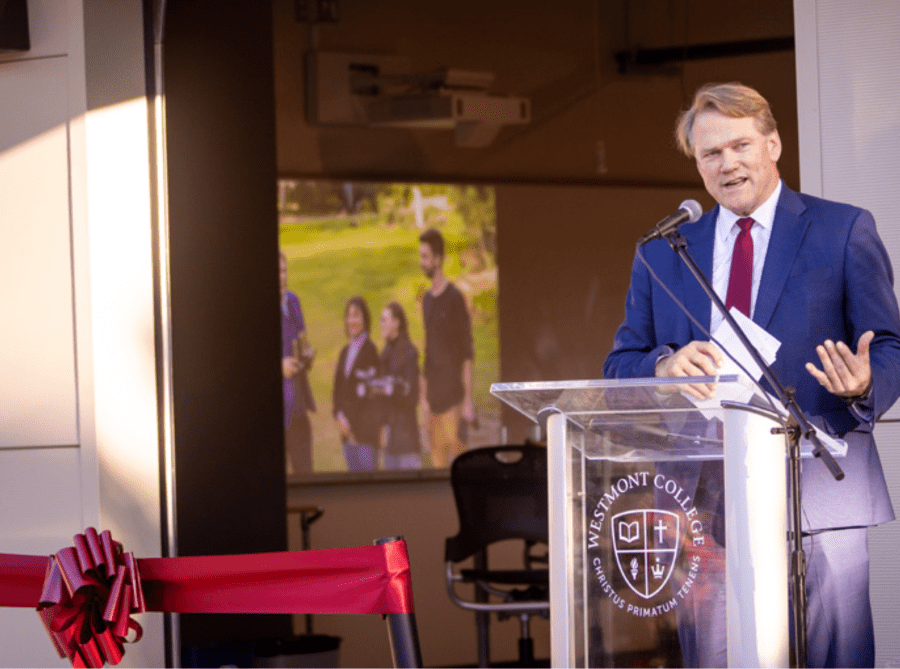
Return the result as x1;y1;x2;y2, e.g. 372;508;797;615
611;509;680;599
587;469;709;618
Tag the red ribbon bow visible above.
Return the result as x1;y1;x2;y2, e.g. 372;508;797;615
37;528;145;668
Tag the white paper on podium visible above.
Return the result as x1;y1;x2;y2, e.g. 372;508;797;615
715;308;781;379
688;307;780;412
685;309;847;458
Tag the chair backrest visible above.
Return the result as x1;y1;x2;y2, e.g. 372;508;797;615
445;444;548;563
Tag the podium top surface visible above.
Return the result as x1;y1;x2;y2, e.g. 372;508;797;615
491;376;847;461
492;375;776;461
490;375;759;422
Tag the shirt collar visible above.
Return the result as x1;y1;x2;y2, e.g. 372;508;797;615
716;179;783;242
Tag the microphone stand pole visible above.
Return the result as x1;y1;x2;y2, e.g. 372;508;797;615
661;230;844;669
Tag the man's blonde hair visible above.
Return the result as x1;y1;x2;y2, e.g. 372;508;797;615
675;82;778;157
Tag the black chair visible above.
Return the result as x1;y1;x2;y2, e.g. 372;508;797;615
445;444;550;667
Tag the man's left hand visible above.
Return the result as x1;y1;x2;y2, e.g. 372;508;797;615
805;330;874;398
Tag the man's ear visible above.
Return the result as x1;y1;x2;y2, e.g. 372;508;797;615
768;130;782;162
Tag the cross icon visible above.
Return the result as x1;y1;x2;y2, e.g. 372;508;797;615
655;518;668;543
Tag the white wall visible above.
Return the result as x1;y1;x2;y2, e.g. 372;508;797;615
0;0;164;665
794;1;900;666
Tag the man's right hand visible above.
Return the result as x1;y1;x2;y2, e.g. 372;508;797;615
655;340;723;399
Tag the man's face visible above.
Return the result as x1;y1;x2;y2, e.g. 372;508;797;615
419;242;440;278
692;111;782;217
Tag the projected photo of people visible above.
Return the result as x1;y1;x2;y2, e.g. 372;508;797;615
278;180;499;475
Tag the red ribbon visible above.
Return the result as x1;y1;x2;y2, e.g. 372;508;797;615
0;529;414;668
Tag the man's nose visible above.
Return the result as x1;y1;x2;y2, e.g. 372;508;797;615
720;150;738;171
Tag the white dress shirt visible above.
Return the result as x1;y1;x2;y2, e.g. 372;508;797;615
710;180;783;333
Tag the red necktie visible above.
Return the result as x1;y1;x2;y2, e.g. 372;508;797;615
725;217;754;317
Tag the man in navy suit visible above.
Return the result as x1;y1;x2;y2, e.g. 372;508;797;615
604;82;900;667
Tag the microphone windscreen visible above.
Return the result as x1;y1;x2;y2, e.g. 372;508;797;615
679;199;703;223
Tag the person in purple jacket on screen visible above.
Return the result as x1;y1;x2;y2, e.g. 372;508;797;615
281;250;316;475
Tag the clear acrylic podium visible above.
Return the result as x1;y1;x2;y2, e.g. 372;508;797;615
491;375;846;669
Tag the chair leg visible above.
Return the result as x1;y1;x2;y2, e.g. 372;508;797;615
476;610;490;667
474;549;491;667
518;638;535;667
518;613;534;667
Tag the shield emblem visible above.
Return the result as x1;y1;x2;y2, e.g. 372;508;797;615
611;509;680;599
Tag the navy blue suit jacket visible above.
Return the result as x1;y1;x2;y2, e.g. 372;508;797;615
604;185;900;531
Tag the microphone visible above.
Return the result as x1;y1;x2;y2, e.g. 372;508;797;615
637;199;703;246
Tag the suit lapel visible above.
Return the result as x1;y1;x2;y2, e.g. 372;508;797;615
681;209;717;341
753;186;810;329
